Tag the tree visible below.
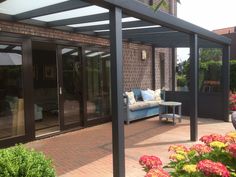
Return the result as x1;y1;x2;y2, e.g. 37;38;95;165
152;0;181;12
199;48;222;62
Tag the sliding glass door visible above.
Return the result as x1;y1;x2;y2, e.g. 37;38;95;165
85;46;111;124
0;43;25;140
58;46;83;129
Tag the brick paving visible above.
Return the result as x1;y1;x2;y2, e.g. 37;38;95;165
27;117;233;177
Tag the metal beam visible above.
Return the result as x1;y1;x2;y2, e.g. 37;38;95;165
189;34;198;141
123;31;188;41
152;46;156;90
123;32;190;47
75;20;153;32
222;45;230;122
171;48;176;91
84;0;231;45
96;26;173;36
14;0;90;21
48;12;109;27
48;13;128;27
109;6;125;177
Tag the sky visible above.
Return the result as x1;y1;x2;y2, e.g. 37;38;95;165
177;0;236;31
176;0;236;62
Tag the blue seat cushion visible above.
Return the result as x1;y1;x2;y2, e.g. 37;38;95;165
132;88;143;101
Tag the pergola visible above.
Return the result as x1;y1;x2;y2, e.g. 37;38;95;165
0;0;231;176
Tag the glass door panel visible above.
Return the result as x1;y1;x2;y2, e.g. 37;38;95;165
85;46;111;122
60;47;82;126
0;43;25;140
32;42;59;137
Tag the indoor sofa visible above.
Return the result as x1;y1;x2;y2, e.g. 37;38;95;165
124;88;164;124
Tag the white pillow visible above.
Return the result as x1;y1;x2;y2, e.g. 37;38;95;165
154;89;162;102
125;91;136;105
141;89;155;101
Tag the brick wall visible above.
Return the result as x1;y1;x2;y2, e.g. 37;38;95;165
0;21;109;46
123;43;153;91
213;27;235;35
214;27;236;60
155;48;172;90
124;0;175;91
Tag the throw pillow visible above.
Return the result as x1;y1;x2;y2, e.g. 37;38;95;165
141;89;155;101
125;91;136;105
154;89;162;102
132;88;143;101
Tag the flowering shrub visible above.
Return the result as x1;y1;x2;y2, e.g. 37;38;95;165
139;132;236;177
229;92;236;111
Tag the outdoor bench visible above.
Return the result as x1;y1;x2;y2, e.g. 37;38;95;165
124;88;164;124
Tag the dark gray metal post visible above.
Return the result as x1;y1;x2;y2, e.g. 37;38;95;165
109;7;125;177
152;46;156;90
189;34;198;141
171;48;176;91
222;45;230;122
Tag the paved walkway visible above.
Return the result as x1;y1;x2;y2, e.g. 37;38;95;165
27;117;233;177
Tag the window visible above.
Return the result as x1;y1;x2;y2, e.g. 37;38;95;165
0;43;25;139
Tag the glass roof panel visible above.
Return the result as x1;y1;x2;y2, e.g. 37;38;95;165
86;52;104;57
0;44;8;49
0;0;68;15
69;17;139;28
33;5;108;22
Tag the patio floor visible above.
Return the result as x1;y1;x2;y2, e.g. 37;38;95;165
27;117;233;177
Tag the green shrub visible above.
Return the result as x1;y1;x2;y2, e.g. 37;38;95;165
177;75;187;87
0;145;56;177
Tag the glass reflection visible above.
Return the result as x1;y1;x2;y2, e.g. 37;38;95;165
0;44;25;139
62;47;81;125
85;46;111;120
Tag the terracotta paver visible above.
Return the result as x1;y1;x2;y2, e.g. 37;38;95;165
27;117;233;177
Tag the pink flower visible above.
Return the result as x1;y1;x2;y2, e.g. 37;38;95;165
139;155;162;170
145;168;170;177
197;160;230;177
190;144;212;154
227;143;236;158
200;134;227;145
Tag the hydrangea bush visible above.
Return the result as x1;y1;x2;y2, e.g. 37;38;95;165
139;132;236;177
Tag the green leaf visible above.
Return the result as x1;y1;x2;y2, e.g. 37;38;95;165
151;0;169;12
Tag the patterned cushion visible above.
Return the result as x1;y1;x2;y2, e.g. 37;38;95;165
147;100;161;107
129;101;150;111
125;91;136;105
129;100;160;111
154;89;162;102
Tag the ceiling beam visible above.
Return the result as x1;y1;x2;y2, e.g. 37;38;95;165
95;26;174;36
47;13;128;27
14;0;91;21
75;20;153;32
123;32;190;47
84;0;231;45
47;12;109;27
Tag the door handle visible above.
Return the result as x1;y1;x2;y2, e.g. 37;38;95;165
59;86;63;95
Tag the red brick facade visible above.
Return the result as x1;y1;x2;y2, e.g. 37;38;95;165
214;27;236;60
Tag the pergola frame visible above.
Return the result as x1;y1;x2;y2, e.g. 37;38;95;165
0;0;231;177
